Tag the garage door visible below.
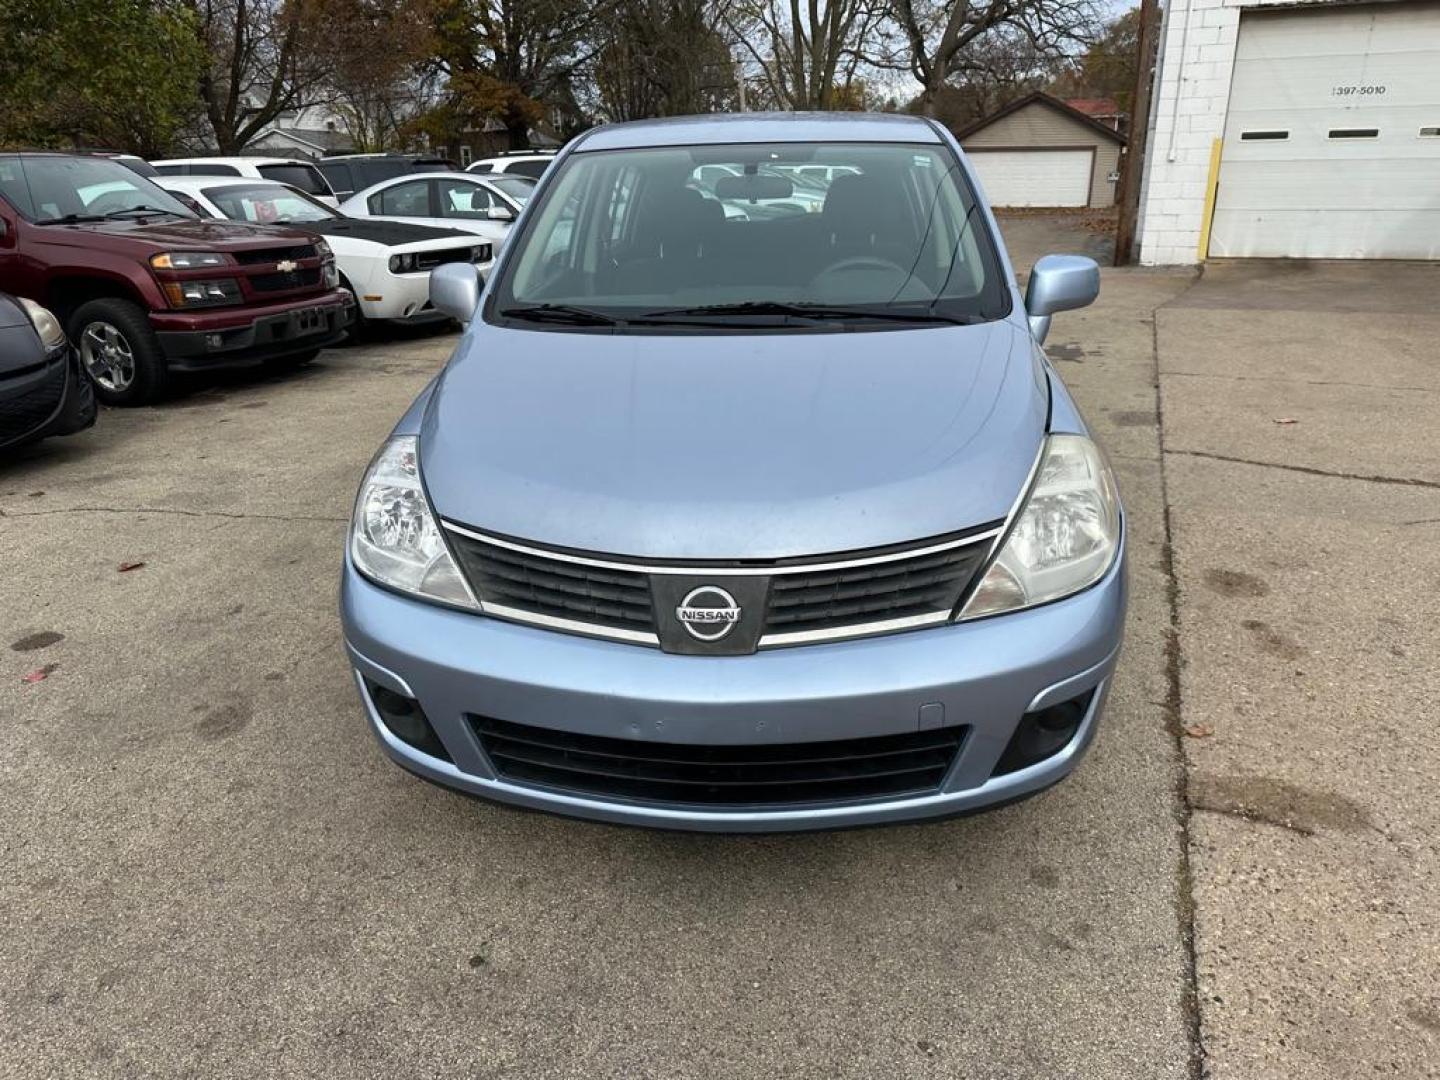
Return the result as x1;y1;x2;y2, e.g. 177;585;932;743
1211;2;1440;259
966;149;1093;208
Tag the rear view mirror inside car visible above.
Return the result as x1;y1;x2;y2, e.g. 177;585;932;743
714;174;793;202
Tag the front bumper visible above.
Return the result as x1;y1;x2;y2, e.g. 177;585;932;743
340;535;1127;831
152;292;355;370
0;345;95;450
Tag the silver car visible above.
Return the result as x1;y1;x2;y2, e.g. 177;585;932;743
341;113;1124;831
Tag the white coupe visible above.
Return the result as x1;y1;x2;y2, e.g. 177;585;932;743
154;176;493;332
338;172;532;244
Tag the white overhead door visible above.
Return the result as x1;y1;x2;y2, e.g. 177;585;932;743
966;149;1093;208
1211;2;1440;259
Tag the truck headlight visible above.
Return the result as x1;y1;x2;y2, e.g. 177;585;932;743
160;279;242;308
350;436;478;610
150;251;226;270
17;297;66;351
322;258;339;288
958;435;1121;619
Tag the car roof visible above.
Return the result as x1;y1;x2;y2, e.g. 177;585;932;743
150;156;313;167
574;112;943;152
153;175;289;193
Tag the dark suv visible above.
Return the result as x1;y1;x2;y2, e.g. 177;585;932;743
316;154;458;202
0;153;354;405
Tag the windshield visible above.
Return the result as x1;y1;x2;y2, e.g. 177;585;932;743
1;156;195;223
491;142;1007;330
488;174;537;203
202;183;339;224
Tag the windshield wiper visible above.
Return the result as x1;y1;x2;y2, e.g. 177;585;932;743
36;213;107;225
499;303;622;327
103;206;182;220
638;301;976;326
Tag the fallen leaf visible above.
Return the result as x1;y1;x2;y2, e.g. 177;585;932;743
22;664;58;684
117;561;146;573
1183;723;1214;738
1272;417;1299;425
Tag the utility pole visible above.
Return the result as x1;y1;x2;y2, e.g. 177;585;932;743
1114;0;1162;266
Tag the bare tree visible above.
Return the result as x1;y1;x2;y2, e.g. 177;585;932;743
326;0;438;150
596;0;739;121
185;0;336;153
883;0;1099;117
730;0;887;111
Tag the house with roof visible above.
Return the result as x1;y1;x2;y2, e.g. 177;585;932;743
953;92;1127;209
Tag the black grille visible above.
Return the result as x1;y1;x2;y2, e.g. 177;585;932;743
473;716;966;807
448;535;654;633
767;544;988;635
0;357;66;438
417;246;484;271
445;527;995;648
234;244;317;265
249;267;321;292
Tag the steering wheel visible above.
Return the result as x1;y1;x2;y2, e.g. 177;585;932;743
811;255;910;283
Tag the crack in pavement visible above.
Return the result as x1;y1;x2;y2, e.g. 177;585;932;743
1162;370;1440;395
0;505;347;524
1164;449;1440;491
1152;279;1208;1080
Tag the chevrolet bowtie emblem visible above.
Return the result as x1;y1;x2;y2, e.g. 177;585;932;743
276;259;297;273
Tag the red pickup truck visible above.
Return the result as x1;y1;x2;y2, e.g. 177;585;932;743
0;152;354;405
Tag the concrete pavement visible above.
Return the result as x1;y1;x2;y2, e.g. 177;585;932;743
2;249;1435;1078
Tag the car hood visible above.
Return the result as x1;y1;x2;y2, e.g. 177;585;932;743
0;293;28;330
302;218;475;248
36;218;316;253
420;319;1047;560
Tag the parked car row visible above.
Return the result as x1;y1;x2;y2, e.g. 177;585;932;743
1;146;541;447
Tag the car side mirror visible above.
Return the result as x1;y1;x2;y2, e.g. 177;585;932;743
1025;254;1100;344
485;205;515;222
430;262;483;323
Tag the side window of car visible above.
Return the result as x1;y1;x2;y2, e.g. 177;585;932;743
438;179;493;218
509;159;549;179
373;179;431;216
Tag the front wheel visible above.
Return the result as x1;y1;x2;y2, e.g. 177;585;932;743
69;298;169;406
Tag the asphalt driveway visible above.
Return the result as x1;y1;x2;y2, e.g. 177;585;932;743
2;252;1436;1078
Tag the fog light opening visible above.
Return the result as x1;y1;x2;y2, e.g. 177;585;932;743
991;690;1094;778
364;679;452;762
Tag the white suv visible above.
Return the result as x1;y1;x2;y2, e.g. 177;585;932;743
149;157;339;206
464;151;556;180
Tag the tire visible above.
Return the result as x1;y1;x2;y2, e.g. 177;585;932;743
339;276;368;343
68;298;169;406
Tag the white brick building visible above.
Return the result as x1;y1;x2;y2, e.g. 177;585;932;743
1137;0;1440;264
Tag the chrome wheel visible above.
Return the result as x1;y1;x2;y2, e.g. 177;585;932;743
79;321;137;392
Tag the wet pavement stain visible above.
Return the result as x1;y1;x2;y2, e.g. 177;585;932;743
194;699;254;742
1191;775;1372;837
1108;410;1156;428
1047;343;1087;363
1241;619;1307;660
1203;568;1270;598
11;631;64;652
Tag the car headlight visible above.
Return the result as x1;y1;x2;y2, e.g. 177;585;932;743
322;258;340;288
471;243;493;263
17;297;66;351
388;253;419;274
958;435;1121;619
313;238;332;258
350;436;478;610
150;251;226;270
160;278;243;308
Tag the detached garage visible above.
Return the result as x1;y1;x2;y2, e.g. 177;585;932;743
1137;0;1440;265
955;93;1126;209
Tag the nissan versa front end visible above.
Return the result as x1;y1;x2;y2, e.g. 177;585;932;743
340;113;1124;831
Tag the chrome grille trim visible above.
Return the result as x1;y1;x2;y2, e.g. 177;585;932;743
442;522;1002;577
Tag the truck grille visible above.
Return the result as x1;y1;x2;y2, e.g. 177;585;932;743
234;244;317;265
443;526;997;651
473;716;966;807
249;267;321;292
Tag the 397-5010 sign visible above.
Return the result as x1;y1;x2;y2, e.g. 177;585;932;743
1332;84;1387;96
